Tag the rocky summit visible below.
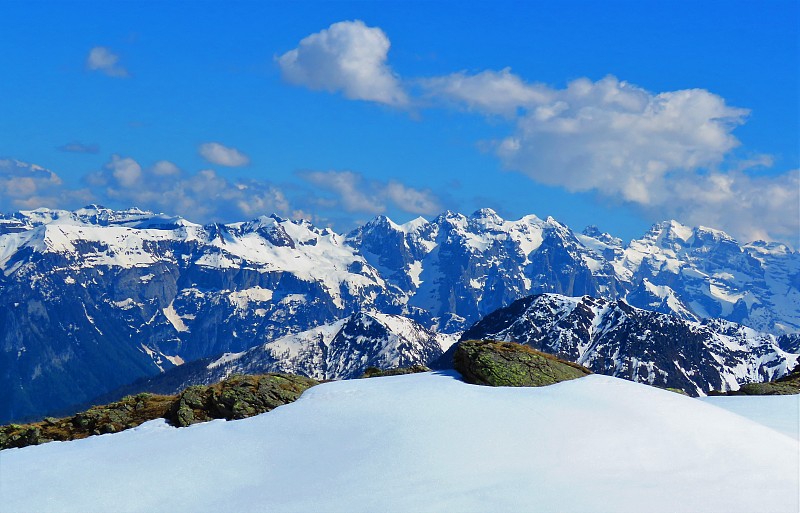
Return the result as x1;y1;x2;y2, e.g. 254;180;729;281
453;339;591;387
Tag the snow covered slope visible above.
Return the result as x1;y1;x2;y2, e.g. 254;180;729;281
700;395;799;440
458;294;798;395
111;311;455;395
1;373;797;513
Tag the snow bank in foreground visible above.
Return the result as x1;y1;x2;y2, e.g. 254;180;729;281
700;395;800;440
1;373;797;513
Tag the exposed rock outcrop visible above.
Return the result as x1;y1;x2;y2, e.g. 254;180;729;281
453;339;591;387
167;373;319;427
0;373;318;450
360;365;431;378
709;365;800;396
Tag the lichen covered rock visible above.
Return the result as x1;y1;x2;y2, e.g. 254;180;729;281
1;373;319;449
454;339;591;387
0;393;174;450
166;373;319;427
360;365;431;378
710;365;800;396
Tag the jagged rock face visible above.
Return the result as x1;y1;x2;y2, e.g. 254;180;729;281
1;205;798;421
456;294;798;396
100;311;452;398
453;340;590;387
712;365;800;396
614;222;800;333
348;209;622;331
0;207;395;422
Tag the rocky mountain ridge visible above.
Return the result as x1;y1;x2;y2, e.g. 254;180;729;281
449;294;798;395
1;205;797;421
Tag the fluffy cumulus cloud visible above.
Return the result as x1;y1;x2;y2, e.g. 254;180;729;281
277;20;408;107
86;46;129;78
424;71;798;244
492;76;748;203
0;159;91;210
300;170;441;216
198;142;251;167
279;21;797;244
385;181;443;215
660;169;800;245
88;155;290;221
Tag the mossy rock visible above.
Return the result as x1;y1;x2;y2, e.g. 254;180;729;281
709;365;800;396
665;388;689;396
360;365;431;378
166;373;319;427
0;393;174;450
454;339;591;387
1;373;320;449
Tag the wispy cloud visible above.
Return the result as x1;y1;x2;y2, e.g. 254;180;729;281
86;46;129;78
471;74;798;243
277;20;408;107
279;21;798;244
88;156;289;221
421;68;551;117
299;170;442;216
0;159;91;211
198;142;250;167
57;142;100;154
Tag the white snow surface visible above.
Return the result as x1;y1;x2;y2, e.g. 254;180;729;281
700;395;800;440
1;373;797;513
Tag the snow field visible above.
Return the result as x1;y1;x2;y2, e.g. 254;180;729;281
1;373;797;513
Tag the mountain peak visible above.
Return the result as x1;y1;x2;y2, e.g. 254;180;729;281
470;207;501;219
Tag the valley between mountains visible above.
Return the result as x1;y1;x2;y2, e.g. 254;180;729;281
1;205;798;422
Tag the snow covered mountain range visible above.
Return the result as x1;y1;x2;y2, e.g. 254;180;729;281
109;311;457;397
0;205;798;421
452;294;799;395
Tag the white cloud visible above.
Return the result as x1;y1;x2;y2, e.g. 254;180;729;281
421;68;552;117
385;181;442;215
105;155;142;188
151;160;181;176
277;20;408;107
658;169;799;245
198;142;250;167
423;70;798;243
475;75;748;205
89;157;290;222
86;46;129;78
0;159;91;210
299;170;442;216
300;170;385;214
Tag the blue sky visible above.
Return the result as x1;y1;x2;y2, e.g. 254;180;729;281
1;1;798;244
